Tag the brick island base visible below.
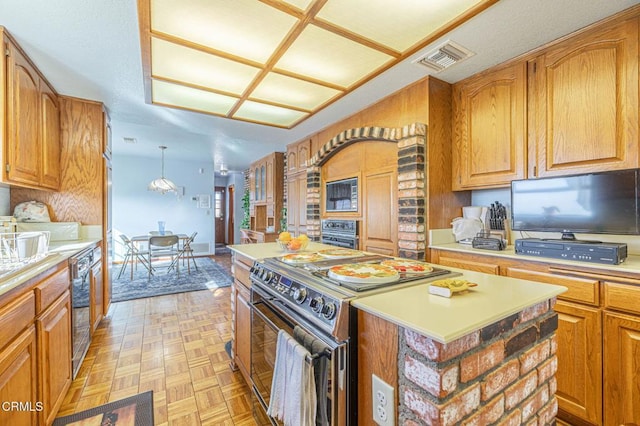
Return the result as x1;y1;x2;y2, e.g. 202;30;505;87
399;298;559;425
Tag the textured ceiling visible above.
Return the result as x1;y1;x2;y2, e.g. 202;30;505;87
0;0;638;173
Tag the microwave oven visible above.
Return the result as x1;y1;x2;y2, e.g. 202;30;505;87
325;177;358;212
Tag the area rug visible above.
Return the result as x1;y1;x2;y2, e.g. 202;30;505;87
75;257;233;306
53;391;153;426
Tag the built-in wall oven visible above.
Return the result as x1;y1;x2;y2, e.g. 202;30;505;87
250;260;354;425
321;219;359;249
69;245;101;379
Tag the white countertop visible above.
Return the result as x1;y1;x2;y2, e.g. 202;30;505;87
0;238;100;298
228;241;338;261
351;266;566;343
229;242;567;344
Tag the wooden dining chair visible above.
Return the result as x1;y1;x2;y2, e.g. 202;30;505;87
147;235;179;279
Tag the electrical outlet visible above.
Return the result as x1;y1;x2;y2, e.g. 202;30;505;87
372;374;395;426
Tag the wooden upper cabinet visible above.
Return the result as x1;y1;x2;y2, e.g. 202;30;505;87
530;17;639;177
286;139;311;174
452;61;527;190
2;30;61;190
6;40;41;186
40;81;61;189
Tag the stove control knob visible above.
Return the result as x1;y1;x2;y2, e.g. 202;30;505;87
264;271;274;282
322;303;337;320
310;297;324;314
293;287;307;304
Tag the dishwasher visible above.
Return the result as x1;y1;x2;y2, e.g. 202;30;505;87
69;245;101;379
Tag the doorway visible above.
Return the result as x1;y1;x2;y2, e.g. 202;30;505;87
228;185;235;245
214;186;226;246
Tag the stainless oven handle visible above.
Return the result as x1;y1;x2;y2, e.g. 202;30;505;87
251;298;296;333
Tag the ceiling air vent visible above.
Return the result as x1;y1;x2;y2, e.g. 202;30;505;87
123;137;137;144
413;40;474;72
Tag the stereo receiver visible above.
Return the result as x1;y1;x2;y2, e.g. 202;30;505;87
515;238;627;265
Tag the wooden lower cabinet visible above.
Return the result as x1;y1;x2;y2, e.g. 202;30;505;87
234;282;251;385
0;325;38;426
603;312;640;425
37;291;72;426
430;248;640;425
0;261;73;425
90;261;103;334
231;253;253;386
554;302;602;424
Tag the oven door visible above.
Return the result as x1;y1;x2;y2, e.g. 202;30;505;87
250;285;348;426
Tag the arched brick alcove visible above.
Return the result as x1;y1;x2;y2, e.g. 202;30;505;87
305;123;427;260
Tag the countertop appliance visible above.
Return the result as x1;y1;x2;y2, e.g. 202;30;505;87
69;245;101;379
249;254;456;424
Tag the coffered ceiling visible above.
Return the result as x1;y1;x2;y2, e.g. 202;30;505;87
138;0;494;128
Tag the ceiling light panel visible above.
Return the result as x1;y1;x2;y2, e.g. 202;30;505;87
152;80;238;116
234;101;308;127
151;0;297;64
151;38;260;94
317;0;485;52
251;73;342;110
281;0;315;12
276;25;394;88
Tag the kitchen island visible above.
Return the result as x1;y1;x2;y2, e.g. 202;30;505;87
228;242;566;425
352;268;565;425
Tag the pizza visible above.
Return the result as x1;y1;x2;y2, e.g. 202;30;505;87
327;263;399;284
317;248;363;259
380;259;434;274
281;253;325;264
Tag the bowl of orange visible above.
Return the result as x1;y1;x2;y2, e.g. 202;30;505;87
276;232;309;252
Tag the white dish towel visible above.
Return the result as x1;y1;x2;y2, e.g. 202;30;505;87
267;329;317;425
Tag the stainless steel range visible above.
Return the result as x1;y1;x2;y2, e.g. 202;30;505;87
321;219;359;249
249;254;457;425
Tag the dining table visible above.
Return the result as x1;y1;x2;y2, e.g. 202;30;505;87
131;233;190;275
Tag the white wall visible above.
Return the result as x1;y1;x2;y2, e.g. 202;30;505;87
0;186;10;215
227;172;246;245
113;154;215;255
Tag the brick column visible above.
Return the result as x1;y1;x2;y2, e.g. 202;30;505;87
306;167;321;241
399;299;559;425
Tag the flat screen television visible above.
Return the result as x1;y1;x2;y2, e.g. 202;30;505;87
510;169;640;240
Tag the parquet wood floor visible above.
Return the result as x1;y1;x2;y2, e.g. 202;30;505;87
58;254;258;425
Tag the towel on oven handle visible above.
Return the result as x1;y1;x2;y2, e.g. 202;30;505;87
294;326;330;426
268;330;317;426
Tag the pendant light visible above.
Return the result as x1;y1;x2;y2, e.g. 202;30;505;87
148;145;178;194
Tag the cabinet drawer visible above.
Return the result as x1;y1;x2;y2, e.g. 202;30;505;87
35;267;70;314
505;267;599;305
604;281;640;315
438;255;500;275
234;260;252;288
0;291;35;348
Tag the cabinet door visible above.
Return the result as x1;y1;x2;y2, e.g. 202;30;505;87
531;18;639;177
554;301;602;424
37;291;72;426
235;284;251;385
603;312;640;426
90;262;103;333
287;175;299;234
6;42;41;186
40;81;61;190
266;158;274;202
0;325;38;426
452;61;527;189
362;169;396;255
